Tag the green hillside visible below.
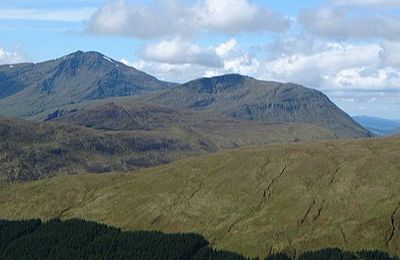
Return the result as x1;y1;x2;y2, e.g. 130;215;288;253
1;136;399;258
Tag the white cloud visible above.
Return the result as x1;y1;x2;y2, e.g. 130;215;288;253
140;38;222;67
379;41;400;68
300;7;400;40
88;0;290;39
194;0;290;33
0;8;95;22
0;47;27;65
263;43;385;89
130;59;212;83
207;39;260;76
133;39;260;82
89;0;196;39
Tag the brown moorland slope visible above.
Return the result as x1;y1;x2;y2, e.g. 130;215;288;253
0;110;337;181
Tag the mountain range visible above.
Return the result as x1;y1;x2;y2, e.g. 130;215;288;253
0;51;370;140
353;116;400;136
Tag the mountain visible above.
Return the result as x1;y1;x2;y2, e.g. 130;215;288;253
0;52;370;139
0;104;338;182
147;74;370;138
1;136;399;257
0;51;174;118
352;116;400;136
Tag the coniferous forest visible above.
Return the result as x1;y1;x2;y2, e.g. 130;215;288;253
0;218;398;260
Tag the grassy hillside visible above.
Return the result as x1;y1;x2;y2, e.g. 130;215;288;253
0;112;337;181
1;136;399;258
147;74;370;138
0;118;209;182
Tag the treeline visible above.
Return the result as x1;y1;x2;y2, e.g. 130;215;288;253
0;219;243;260
0;219;398;260
268;249;399;260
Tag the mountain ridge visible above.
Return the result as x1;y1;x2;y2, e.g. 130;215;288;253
147;73;370;138
0;51;176;117
0;51;370;139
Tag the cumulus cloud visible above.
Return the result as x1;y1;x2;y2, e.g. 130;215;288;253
132;39;260;82
89;0;195;39
140;38;222;67
88;0;290;39
0;46;27;65
300;7;400;40
194;0;290;33
207;39;260;76
263;43;386;89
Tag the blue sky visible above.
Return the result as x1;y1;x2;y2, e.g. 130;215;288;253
0;0;400;119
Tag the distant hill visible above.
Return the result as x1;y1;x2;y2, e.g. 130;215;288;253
147;74;370;138
55;102;337;144
352;116;400;136
0;51;175;118
1;136;399;257
0;104;338;182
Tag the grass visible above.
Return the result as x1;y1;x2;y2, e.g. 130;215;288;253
0;107;338;182
0;136;399;258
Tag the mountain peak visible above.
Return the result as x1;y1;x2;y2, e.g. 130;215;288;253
60;50;115;65
149;75;371;138
0;51;173;117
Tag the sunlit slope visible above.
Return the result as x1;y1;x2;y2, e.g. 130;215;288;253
0;136;399;257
